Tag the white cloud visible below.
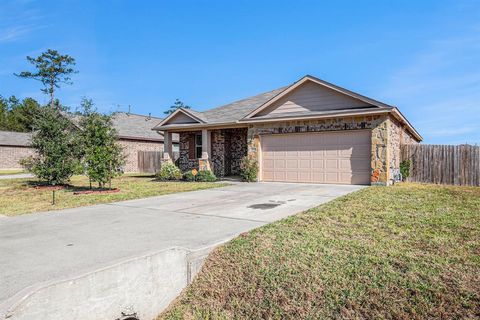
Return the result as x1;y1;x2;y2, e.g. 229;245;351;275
0;2;47;42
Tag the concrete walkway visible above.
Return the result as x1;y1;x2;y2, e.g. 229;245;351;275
0;182;364;312
0;173;32;180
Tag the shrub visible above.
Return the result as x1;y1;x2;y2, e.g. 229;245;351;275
196;170;217;182
183;170;196;182
156;163;182;181
400;160;411;181
25;106;79;185
240;156;258;182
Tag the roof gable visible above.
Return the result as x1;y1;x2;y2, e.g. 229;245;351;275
243;75;394;119
153;108;206;128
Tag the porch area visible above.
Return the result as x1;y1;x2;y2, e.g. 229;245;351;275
163;128;248;178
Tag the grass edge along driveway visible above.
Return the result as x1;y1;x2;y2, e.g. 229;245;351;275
159;183;480;320
0;174;228;216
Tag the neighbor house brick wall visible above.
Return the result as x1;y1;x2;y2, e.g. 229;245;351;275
0;146;35;169
247;115;391;185
118;139;164;172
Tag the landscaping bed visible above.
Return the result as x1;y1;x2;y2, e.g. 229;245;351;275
159;183;480;319
0;174;227;216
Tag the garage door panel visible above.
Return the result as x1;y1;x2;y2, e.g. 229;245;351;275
286;171;299;181
325;159;339;169
274;159;286;169
312;159;325;169
353;146;371;157
274;171;286;181
286;159;298;169
263;159;274;169
261;131;371;185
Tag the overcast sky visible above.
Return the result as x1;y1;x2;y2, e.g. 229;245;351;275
1;0;479;144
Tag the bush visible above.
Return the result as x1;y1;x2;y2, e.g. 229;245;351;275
196;170;217;182
240;156;258;182
156;163;182;181
400;160;411;181
183;170;196;182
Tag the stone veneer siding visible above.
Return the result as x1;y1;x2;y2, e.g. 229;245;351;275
388;116;420;170
0;145;35;169
178;129;248;177
117;139;164;172
246;114;409;185
178;131;200;172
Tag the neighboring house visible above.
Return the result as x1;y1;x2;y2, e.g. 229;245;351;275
0;112;179;172
110;112;179;172
0;131;35;170
153;75;422;185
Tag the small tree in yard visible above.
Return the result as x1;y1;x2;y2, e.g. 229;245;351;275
78;98;125;188
20;106;79;185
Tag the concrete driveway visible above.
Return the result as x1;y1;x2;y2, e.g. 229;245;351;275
0;182;363;309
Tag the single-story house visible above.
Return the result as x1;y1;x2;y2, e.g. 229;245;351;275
153;75;422;185
0;131;35;170
0;112;179;172
111;112;179;172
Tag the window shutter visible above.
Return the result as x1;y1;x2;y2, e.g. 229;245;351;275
188;135;195;159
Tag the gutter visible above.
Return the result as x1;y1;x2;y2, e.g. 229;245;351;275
153;108;422;142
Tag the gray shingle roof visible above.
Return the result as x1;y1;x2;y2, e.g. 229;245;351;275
111;112;168;141
0;113;179;146
198;87;288;124
0;131;32;147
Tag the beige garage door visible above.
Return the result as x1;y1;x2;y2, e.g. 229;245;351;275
261;131;371;185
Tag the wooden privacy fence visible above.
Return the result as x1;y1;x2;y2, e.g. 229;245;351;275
401;144;480;186
137;151;180;173
138;151;163;173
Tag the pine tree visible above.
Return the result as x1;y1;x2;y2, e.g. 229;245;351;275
164;99;191;115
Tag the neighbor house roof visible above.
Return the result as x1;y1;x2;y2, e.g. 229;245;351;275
0;131;32;147
153;75;422;141
111;112;178;142
0;113;179;147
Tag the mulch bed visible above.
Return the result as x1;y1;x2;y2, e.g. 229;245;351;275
73;188;120;195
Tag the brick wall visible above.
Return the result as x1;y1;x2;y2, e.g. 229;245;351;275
117;139;164;172
0;146;35;169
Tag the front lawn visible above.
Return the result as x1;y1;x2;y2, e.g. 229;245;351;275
160;184;480;319
0;174;227;216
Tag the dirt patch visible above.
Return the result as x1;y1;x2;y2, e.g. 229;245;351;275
73;188;120;195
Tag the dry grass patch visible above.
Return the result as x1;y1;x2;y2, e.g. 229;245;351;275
160;183;480;320
0;174;227;216
0;169;25;176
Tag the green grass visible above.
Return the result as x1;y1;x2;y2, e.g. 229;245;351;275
0;169;25;176
0;174;227;216
160;183;480;320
